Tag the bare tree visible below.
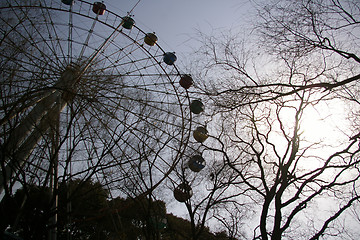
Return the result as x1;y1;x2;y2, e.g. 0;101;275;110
186;0;360;239
166;133;251;240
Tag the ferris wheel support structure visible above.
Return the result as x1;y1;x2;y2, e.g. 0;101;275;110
0;65;78;194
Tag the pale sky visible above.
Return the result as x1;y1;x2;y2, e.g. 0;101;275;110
105;0;252;55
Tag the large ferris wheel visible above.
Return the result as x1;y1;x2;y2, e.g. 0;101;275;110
0;0;200;198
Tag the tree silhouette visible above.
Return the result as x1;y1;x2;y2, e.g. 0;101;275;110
187;0;360;239
1;180;236;240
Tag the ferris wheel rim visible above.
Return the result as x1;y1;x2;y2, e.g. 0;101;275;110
0;0;194;197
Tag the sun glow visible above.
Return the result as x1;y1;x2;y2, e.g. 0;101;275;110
300;99;350;145
270;96;353;173
295;97;352;172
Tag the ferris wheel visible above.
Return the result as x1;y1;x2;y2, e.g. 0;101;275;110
0;0;196;197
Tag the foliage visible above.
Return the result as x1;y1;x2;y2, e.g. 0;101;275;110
0;180;235;240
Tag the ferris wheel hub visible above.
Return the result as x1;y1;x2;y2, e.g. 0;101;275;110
56;63;80;102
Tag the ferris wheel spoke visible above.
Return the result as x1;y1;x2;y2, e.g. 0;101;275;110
96;40;143;68
10;5;65;70
80;21;130;72
65;5;74;64
81;96;185;153
114;87;188;128
114;57;162;74
71;110;169;181
0;21;51;76
40;3;68;66
1;1;192;200
78;17;98;60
